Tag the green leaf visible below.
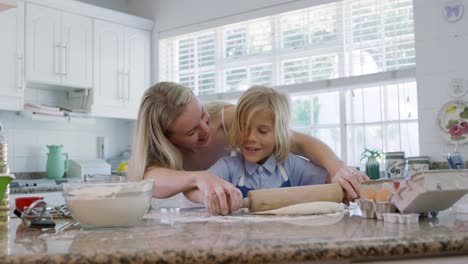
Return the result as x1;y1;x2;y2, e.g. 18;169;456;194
446;120;459;129
460;108;468;119
360;148;382;161
451;136;466;141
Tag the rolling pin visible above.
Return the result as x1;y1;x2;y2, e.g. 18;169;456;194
241;183;343;212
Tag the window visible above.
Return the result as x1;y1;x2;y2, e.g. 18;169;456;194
159;0;417;166
345;81;418;168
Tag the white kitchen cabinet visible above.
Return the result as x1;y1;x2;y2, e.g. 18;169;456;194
0;1;24;111
92;19;150;119
92;19;123;109
25;3;92;88
124;27;151;116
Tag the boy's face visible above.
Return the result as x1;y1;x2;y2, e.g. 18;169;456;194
240;109;276;164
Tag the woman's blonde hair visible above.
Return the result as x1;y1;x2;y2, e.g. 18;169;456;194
229;86;292;163
128;82;194;181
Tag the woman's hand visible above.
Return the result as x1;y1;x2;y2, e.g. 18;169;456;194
194;171;243;215
330;166;369;203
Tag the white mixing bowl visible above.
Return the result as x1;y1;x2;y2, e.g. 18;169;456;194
62;178;153;228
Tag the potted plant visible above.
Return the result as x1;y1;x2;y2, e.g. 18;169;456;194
361;148;382;180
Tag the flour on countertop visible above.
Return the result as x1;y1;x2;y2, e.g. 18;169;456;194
144;208;346;226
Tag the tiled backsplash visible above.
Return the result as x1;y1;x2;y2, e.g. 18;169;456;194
0;110;134;173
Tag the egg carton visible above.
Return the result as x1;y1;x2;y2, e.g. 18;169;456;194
382;213;419;224
357;199;396;220
390;170;468;214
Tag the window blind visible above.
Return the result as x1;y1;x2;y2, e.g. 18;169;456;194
159;0;417;165
160;0;414;94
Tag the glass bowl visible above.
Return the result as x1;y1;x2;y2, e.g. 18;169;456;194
62;178;153;228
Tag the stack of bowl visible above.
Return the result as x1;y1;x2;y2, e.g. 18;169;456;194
0;174;14;227
0;183;10;257
0;186;8;226
0;141;8;175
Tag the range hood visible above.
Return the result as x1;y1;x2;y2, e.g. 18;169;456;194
0;0;16;12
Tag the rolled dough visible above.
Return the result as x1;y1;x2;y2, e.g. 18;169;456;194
252;201;344;215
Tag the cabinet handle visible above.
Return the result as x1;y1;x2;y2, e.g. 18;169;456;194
118;71;123;99
54;43;61;75
17;55;23;90
62;43;68;76
124;72;130;101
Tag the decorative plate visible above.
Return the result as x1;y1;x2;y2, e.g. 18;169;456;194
438;100;468;144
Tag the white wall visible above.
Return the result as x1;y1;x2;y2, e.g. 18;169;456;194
0;110;133;173
139;0;335;37
414;0;468;161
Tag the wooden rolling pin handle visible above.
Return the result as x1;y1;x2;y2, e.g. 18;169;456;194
243;183;344;212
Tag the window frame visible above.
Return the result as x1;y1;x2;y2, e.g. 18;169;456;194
159;0;417;165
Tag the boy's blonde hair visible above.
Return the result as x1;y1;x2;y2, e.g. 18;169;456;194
128;82;194;181
229;86;292;163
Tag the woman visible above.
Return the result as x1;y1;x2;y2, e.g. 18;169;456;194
129;82;368;215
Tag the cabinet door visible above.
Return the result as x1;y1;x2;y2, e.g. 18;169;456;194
25;4;61;85
60;12;92;88
0;3;24;110
93;19;124;108
124;27;150;118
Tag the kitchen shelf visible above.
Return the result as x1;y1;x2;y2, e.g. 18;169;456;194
19;110;96;124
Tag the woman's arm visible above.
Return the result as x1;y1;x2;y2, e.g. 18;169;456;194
144;167;242;215
290;131;369;201
290;131;344;176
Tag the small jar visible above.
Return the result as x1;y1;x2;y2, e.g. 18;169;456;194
384;151;406;179
406;156;431;178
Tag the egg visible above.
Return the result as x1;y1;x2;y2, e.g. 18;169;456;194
362;187;377;200
375;187;393;202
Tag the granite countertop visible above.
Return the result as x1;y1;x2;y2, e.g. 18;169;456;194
1;206;468;263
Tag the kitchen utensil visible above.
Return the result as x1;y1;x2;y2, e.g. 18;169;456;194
46;145;68;179
20;199;56;229
15;196;44;212
241;183;343;213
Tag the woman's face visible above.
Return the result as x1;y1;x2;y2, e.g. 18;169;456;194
240;109;276;164
167;98;212;150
